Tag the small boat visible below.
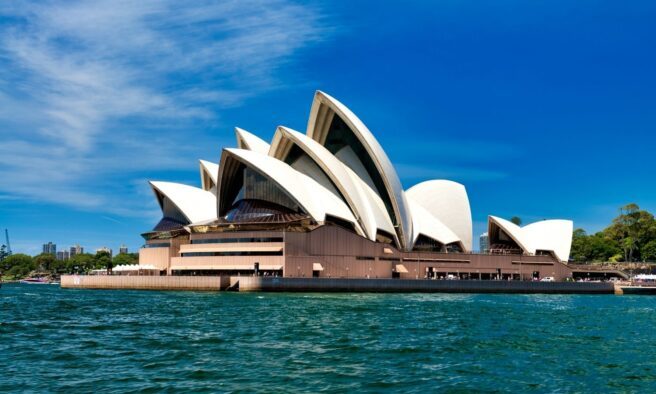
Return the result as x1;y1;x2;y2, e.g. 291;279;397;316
19;277;51;284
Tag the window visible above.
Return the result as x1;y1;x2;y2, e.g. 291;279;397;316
379;257;400;262
412;234;443;252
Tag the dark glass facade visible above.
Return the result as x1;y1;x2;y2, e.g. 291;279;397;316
191;237;284;244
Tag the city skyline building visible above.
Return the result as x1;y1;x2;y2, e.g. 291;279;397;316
119;245;128;254
479;232;489;254
42;242;56;256
70;244;84;257
56;250;70;261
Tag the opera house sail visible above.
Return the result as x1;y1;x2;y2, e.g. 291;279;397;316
139;91;578;281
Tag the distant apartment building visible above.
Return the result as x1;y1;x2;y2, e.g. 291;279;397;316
479;232;489;253
96;246;113;257
119;244;128;254
56;250;70;261
42;242;56;255
70;244;84;257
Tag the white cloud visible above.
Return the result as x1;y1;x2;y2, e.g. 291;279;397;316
0;0;327;217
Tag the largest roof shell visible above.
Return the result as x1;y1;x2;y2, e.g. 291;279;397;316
306;91;414;251
269;126;397;244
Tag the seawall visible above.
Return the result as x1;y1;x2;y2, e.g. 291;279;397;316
235;277;614;293
61;275;614;294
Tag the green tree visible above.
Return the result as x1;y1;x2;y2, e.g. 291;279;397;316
643;240;656;262
570;228;589;262
34;253;57;272
2;254;35;279
66;253;95;273
587;232;621;262
93;251;112;270
0;245;8;263
113;253;137;266
510;216;522;226
570;229;621;263
605;203;656;262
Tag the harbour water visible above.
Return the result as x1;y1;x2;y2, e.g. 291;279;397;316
2;283;656;392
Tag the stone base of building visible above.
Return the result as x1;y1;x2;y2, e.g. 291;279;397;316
61;275;229;291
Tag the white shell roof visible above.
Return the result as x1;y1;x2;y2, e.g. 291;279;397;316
149;181;217;224
405;180;473;251
221;148;361;232
488;215;573;262
269;126;396;243
307;90;414;251
341;165;398;244
146;90;573;259
199;160;219;191
235;127;270;155
523;219;574;263
407;196;462;248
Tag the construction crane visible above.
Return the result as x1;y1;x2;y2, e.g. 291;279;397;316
5;229;11;256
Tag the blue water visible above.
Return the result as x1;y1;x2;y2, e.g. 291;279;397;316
2;284;656;393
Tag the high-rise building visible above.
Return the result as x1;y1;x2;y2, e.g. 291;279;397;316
56;250;70;261
70;244;84;257
479;232;489;253
42;242;56;255
119;244;128;254
96;246;113;257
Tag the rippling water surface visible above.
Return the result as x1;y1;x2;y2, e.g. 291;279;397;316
2;284;656;393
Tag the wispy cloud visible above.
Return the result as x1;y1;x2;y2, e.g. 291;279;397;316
0;0;327;217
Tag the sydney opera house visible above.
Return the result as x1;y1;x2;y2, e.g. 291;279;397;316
139;91;579;281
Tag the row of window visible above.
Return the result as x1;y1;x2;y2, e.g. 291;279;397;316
182;251;284;257
144;243;170;248
190;237;283;244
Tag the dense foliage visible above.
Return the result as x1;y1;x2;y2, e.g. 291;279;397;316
571;204;656;263
0;251;139;279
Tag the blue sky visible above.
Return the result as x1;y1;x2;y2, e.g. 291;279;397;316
1;0;655;255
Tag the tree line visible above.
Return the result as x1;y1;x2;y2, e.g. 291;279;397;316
0;251;139;279
570;204;656;263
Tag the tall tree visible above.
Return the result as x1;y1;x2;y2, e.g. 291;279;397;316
0;245;8;263
510;216;522;226
606;204;656;262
